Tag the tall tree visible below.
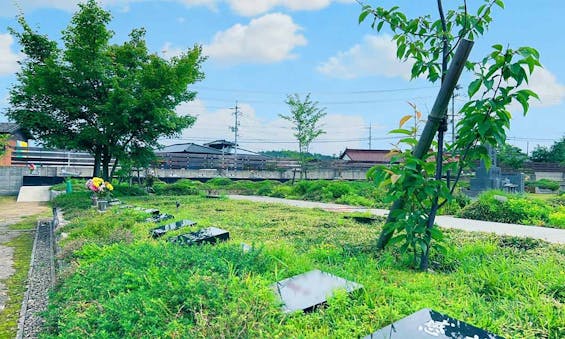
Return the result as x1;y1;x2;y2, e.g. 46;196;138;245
280;93;327;177
359;0;540;269
530;136;565;164
7;0;204;179
497;143;528;169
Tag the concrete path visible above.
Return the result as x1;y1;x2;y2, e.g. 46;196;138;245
228;195;565;245
17;186;51;203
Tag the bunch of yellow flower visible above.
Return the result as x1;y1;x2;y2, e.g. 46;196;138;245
86;177;114;196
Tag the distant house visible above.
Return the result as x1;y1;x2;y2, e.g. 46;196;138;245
339;148;391;164
156;140;268;169
0;123;30;166
159;143;224;155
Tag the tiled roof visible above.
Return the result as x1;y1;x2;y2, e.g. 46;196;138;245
339;148;391;163
158;143;224;154
0;123;20;134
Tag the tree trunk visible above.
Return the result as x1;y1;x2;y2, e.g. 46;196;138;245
93;147;102;178
101;146;110;181
109;157;119;180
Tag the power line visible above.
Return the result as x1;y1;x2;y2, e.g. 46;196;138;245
192;85;439;96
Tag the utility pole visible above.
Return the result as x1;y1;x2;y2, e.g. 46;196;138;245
368;123;372;149
230;101;241;170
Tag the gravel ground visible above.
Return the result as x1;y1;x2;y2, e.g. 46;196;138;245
17;220;54;339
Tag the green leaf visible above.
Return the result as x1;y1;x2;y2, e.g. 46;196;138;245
359;10;370;24
495;0;505;9
468;78;482;98
388;128;413;136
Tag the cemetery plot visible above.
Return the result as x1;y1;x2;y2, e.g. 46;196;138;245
271;269;363;313
364;308;504;339
343;214;380;224
150;219;197;238
169;227;229;245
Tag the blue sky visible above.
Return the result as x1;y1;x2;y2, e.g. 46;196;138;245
0;0;563;156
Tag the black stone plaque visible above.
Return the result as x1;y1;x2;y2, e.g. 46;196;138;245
150;219;197;238
344;215;379;224
271;269;363;313
108;199;122;206
146;213;174;223
364;308;504;339
170;227;229;245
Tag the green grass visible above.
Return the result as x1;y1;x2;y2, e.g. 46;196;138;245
0;222;35;338
44;193;565;338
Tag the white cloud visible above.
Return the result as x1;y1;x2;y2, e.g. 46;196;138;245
0;34;21;76
203;13;307;64
1;0;353;17
226;0;354;17
523;67;565;107
174;99;366;155
317;34;414;80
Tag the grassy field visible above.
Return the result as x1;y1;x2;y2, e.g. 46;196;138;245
44;194;565;338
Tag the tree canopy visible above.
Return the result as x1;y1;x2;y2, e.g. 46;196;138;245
280;93;327;176
530;136;565;164
7;0;205;179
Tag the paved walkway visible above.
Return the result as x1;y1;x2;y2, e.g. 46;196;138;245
228;195;565;245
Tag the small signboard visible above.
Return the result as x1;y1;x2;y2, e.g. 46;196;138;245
364;308;503;339
271;269;363;313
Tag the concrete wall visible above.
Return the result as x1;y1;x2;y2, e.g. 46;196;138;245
0;166;25;195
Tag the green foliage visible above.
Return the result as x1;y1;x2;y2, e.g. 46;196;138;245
530;136;565;164
153;179;201;196
526;179;561;192
111;183;147;197
43;196;565;337
7;0;204;179
206;177;233;187
0;230;34;338
497;143;528;169
457;190;564;228
359;0;541;270
0;134;9;157
50;178;88;192
280;93;327;173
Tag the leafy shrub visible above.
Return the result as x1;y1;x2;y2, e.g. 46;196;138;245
206;177;233;187
458;190;552;226
52;191;92;212
548;207;565;228
154;179;200;196
525;179;560;192
321;181;352;200
50;178;88;192
335;194;373;207
111;184;147;197
269;185;294;198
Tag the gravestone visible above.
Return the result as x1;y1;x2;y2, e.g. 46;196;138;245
364;308;503;339
150;219;197;238
108;199;122;206
169;227;229;245
146;213;174;223
271;269;363;313
344;214;379;224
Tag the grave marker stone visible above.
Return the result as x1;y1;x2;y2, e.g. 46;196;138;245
364;308;503;339
169;227;229;245
271;269;363;313
150;219;197;238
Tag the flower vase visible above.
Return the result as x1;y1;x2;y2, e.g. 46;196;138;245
92;195;98;207
98;200;108;212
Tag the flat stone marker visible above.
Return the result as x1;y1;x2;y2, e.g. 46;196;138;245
150;220;197;238
170;227;229;245
344;215;379;224
364;308;503;339
146;213;174;223
271;269;362;313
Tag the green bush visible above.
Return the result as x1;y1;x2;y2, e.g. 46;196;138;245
458;191;552;226
50;178;88;192
321;181;352;200
154;179;200;196
335;194;373;207
206;177;233;187
548;207;565;228
526;179;560;192
111;184;147;197
269;184;294;198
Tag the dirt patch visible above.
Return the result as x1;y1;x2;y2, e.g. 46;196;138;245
0;197;49;226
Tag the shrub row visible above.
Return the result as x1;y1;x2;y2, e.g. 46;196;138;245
458;190;565;228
